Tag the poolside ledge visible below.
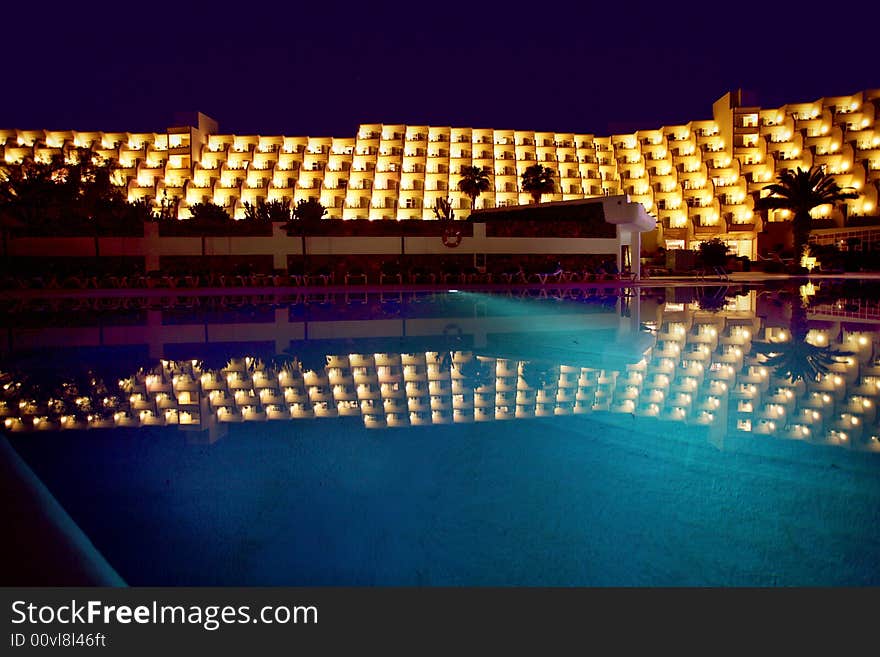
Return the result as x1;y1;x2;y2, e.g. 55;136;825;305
0;437;126;586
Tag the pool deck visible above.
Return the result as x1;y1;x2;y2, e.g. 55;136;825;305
2;271;880;302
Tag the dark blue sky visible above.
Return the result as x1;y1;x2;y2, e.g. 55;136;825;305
3;1;878;137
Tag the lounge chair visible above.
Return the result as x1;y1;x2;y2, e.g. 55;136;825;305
408;267;436;284
529;263;567;284
462;267;486;284
344;268;368;285
306;269;334;286
345;290;368;304
499;268;527;284
380;290;403;305
440;268;465;285
593;261;636;282
641;265;671;278
379;264;403;285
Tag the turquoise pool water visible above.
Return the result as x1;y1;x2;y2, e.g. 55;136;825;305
3;282;880;585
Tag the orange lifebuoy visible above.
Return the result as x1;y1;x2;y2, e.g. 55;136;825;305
442;226;462;248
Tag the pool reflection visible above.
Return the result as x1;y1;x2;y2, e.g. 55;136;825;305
2;284;879;452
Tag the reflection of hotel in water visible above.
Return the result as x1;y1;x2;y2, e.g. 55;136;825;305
1;288;879;451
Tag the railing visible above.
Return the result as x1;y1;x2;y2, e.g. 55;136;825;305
810;299;880;321
692;219;724;234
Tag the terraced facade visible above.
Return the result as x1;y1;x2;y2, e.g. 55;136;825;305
3;89;879;259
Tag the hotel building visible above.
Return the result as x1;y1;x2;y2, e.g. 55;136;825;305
2;89;879;260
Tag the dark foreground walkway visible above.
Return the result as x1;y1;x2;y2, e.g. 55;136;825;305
0;437;126;586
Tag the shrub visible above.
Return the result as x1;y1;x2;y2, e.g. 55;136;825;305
698;238;730;268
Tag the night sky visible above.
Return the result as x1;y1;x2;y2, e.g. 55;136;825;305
3;1;878;138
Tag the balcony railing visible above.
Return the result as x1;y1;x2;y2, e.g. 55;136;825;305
692;218;726;234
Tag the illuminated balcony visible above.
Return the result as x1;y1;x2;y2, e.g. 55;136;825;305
691;216;724;235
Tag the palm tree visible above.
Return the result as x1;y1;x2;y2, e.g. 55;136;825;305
754;166;857;261
751;298;852;383
521;164;556;204
287;199;327;274
457;165;491;211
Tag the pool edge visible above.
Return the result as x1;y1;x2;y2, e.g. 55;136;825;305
0;435;127;587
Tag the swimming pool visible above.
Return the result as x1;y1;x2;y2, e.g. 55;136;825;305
3;282;879;586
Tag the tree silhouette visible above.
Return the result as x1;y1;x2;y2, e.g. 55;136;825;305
155;191;179;221
0;148;131;235
754;166;857;261
433;197;455;222
286;199;327;273
0;148;161;249
457;165;491;211
520;164;555;204
289;198;327;232
698;238;730;268
189;202;231;224
751;298;853;383
0;155;67;230
519;361;558;390
696;285;732;312
243;198;291;222
455;357;496;390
